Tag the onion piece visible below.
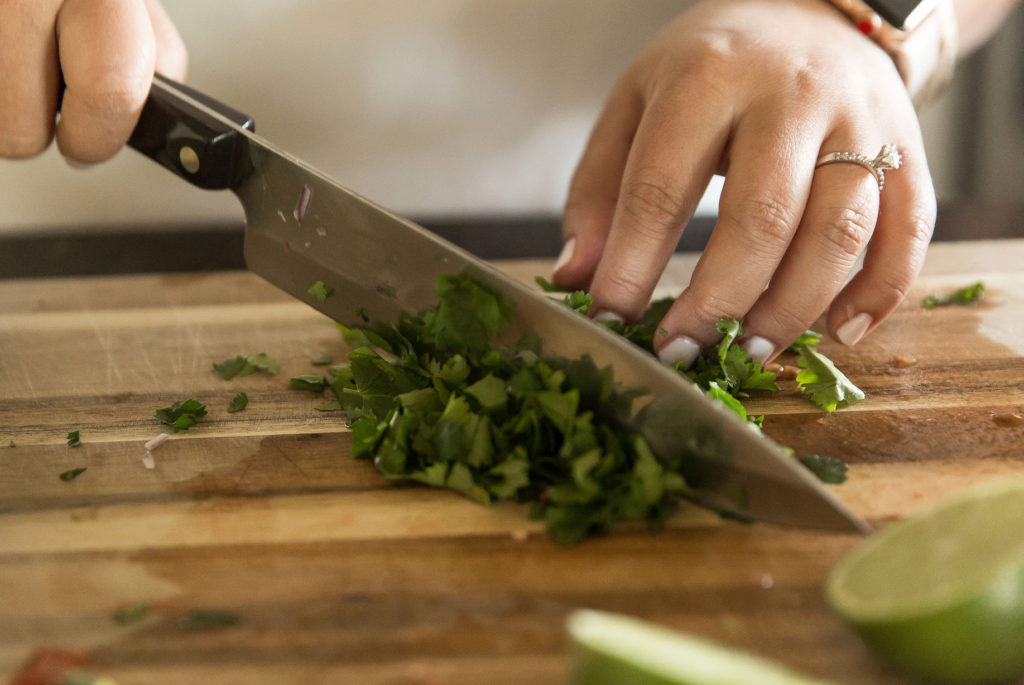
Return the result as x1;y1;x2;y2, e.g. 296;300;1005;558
144;433;170;451
293;184;313;224
141;451;156;470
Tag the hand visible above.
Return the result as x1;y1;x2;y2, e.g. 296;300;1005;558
0;0;187;164
555;0;936;367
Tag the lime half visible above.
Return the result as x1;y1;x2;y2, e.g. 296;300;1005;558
567;609;829;685
827;477;1024;683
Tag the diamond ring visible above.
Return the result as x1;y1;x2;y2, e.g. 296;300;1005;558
815;144;902;191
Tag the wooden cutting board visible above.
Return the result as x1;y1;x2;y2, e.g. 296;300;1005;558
1;239;1022;684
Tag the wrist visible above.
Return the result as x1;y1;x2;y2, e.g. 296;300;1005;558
819;0;958;105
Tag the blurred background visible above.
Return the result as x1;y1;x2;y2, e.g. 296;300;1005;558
0;0;1021;275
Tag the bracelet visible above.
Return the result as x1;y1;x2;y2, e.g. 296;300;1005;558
820;0;958;106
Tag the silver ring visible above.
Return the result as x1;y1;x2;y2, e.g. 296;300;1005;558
815;144;902;191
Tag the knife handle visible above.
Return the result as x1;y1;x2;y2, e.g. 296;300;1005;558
129;73;254;190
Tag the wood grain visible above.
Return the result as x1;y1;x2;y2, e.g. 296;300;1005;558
1;240;1023;684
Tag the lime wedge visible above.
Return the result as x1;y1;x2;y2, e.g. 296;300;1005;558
827;477;1024;683
567;609;830;685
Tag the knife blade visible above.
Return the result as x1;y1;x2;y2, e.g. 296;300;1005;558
129;74;869;534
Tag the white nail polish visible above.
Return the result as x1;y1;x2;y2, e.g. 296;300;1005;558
657;335;701;369
836;312;873;347
594;310;625;325
553;237;576;274
741;335;775;366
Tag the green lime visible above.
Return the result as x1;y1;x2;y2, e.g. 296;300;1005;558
826;477;1024;683
567;609;829;685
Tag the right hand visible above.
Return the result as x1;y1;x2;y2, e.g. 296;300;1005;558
0;0;187;164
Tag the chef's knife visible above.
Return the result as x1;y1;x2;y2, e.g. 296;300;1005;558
129;74;869;534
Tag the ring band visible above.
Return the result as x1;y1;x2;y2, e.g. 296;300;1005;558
815;144;902;191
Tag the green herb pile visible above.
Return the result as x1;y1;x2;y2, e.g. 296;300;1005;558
295;273;860;543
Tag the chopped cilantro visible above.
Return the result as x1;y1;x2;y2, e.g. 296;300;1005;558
328;272;861;543
113;603;148;626
311;355;334;366
180;609;239;632
67;430;81;447
60;467;87;481
213;353;280;379
227;392;249;413
792;345;864;413
8;440;14;448
308;280;335;304
923;281;985;308
799;454;848;484
289;375;328;392
155;399;208;433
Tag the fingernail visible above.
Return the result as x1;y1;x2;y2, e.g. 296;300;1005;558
741;335;775;365
836;312;873;346
64;156;94;170
553;237;576;274
593;309;625;325
657;335;701;369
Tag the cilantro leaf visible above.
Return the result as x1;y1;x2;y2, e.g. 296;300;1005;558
212;353;280;379
307;280;334;304
423;274;515;358
212;356;249;380
788;330;822;352
67;430;82;447
155;399;208;433
311;355;334;366
60;467;87;481
227;392;248;413
799;454;849;484
245;353;280;375
289;375;328;392
922;281;985;308
794;346;865;412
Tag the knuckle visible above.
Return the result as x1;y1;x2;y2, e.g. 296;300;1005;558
905;209;936;246
760;306;816;339
618;171;688;235
727;195;797;252
599;266;651;305
686;290;742;327
879;269;916;302
820;204;874;260
75;72;151;116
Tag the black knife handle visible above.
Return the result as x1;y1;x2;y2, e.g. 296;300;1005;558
128;73;254;190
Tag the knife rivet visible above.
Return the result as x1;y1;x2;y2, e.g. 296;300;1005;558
179;146;201;174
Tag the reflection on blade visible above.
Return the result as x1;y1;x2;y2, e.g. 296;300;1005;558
234;132;868;534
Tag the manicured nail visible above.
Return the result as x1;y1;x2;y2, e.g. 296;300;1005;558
593;309;625;325
64;156;94;170
657;335;701;369
741;335;775;366
553;237;576;274
836;312;873;346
